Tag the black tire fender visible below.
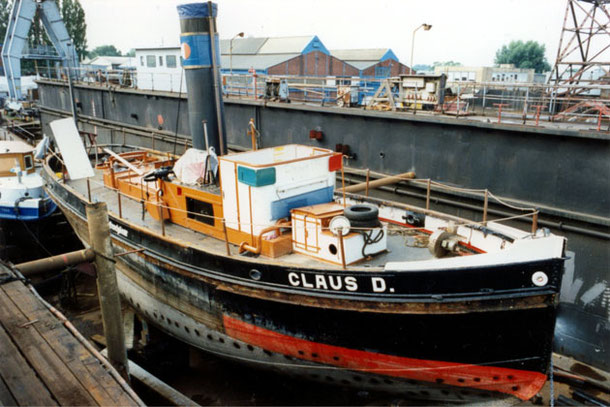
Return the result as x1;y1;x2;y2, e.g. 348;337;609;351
344;204;378;222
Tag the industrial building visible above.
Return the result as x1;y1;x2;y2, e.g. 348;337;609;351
81;56;137;71
434;63;535;83
132;35;410;92
330;48;411;78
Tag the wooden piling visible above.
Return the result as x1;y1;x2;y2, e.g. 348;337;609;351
86;202;129;381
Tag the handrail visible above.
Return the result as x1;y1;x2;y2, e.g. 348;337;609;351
39;67;610;126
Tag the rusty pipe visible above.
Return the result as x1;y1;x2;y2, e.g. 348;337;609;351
15;249;95;277
238;223;291;255
343;171;416;193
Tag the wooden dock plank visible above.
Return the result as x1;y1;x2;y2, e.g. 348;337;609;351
0;284;97;406
0;320;58;406
4;281;136;406
0;376;18;407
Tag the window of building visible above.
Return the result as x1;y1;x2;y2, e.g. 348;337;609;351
167;55;177;68
159;56;163;66
140;56;144;66
146;55;156;68
375;66;390;78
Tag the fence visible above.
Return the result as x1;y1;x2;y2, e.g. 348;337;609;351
38;66;610;127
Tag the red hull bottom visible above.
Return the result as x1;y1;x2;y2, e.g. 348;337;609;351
224;315;546;401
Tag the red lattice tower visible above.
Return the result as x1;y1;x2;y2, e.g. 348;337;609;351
549;0;610;96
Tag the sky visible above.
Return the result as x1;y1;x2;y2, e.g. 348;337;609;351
80;0;566;67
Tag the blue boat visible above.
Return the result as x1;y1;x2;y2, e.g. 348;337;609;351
0;140;56;221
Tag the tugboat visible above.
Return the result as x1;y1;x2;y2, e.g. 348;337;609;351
42;2;566;403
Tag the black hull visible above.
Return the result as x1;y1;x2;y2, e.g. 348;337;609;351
43;165;563;402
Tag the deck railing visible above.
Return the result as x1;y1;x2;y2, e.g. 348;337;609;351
50;144;542;266
38;66;610;128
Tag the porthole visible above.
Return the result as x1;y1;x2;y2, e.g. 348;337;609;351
207;334;213;340
329;244;338;255
233;342;241;349
311;353;319;358
249;269;262;280
532;271;548;287
184;326;190;334
247;345;254;351
218;337;225;344
263;350;272;356
194;329;200;336
435;378;444;384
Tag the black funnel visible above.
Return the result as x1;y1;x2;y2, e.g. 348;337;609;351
177;2;226;154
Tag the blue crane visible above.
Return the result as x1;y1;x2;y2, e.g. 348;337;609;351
1;0;79;101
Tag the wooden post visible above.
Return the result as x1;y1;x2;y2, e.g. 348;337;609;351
338;233;346;270
531;211;539;234
341;158;346;208
483;189;489;226
222;219;231;256
365;169;370;196
117;190;123;218
426;179;431;210
159;204;165;237
86;202;129;381
86;178;92;202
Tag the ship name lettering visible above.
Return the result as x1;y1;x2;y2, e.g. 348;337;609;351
371;277;387;292
287;272;360;292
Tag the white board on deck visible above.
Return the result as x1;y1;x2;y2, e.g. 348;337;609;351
49;118;94;180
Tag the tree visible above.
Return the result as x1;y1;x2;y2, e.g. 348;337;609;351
61;0;87;60
125;49;135;57
494;40;550;73
433;61;462;67
412;64;432;73
88;45;122;58
0;0;11;43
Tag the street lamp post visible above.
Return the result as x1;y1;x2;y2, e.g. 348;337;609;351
410;23;432;74
230;32;244;77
